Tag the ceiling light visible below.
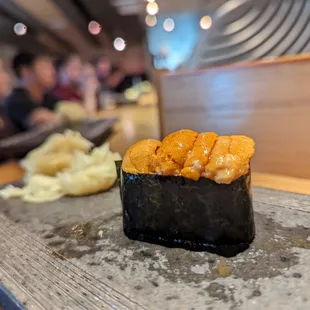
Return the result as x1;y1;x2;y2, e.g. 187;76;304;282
14;23;27;36
145;15;157;27
88;21;101;35
163;18;175;32
146;2;159;15
200;16;212;30
114;37;126;51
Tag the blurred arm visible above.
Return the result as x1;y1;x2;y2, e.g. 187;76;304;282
106;70;125;89
29;108;62;127
83;76;99;117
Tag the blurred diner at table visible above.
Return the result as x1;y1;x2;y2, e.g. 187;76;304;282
4;52;62;131
0;59;19;140
53;54;99;116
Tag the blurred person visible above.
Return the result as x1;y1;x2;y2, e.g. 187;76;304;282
54;54;83;102
0;59;11;100
95;55;149;94
0;59;19;140
54;55;98;116
4;52;61;131
114;58;149;94
93;55;125;92
81;62;99;115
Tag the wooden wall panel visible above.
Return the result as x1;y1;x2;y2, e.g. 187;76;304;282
159;60;310;178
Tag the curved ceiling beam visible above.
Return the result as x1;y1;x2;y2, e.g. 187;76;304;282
12;0;95;56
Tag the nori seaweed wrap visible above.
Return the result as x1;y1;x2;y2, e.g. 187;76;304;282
119;130;255;256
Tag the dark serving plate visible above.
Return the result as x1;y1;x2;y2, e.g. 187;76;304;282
0;118;116;162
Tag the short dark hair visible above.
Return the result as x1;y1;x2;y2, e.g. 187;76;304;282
12;52;35;78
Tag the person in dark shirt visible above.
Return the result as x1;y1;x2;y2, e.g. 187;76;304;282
4;52;62;131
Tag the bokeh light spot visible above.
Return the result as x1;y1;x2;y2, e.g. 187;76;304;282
145;15;157;27
200;16;212;30
88;21;101;35
163;18;175;32
114;37;126;51
14;23;27;36
146;2;159;15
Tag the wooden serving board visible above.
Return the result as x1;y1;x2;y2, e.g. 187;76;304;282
0;187;309;310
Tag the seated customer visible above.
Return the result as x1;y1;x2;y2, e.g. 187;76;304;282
0;59;19;139
54;55;98;116
93;55;125;92
53;54;83;102
4;52;61;131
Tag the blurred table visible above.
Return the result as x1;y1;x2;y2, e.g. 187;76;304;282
1;159;310;195
97;105;160;156
1;105;310;195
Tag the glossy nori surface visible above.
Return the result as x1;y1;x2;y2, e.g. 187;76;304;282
119;165;255;256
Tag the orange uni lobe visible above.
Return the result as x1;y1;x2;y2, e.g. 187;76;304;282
156;129;198;175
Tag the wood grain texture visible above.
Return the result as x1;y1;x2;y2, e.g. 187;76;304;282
160;59;310;178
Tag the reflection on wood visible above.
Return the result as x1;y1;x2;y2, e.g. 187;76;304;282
252;173;310;195
97;105;160;156
160;59;310;178
0;161;24;185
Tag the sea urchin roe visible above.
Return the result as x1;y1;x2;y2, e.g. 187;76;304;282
227;135;255;181
122;144;139;174
122;139;161;174
230;135;255;160
156;129;198;175
203;135;255;184
122;130;255;184
203;136;232;183
181;132;218;180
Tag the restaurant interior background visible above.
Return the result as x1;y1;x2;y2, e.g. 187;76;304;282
0;1;310;309
0;0;310;192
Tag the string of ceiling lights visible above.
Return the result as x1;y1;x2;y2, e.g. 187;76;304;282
145;0;212;31
88;20;126;51
12;0;212;50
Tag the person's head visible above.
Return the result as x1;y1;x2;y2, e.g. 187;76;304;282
93;55;111;78
12;52;56;89
0;60;11;98
56;54;83;85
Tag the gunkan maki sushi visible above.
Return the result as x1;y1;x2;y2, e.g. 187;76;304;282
120;130;255;255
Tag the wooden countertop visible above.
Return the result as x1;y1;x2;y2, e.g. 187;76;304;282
1;159;310;195
1;105;310;195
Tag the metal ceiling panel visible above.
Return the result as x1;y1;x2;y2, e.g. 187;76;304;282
52;0;108;47
0;13;47;53
12;0;95;56
0;0;71;53
80;0;144;44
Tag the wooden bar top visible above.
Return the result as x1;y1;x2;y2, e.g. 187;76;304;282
1;105;310;195
1;160;310;195
166;53;310;78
